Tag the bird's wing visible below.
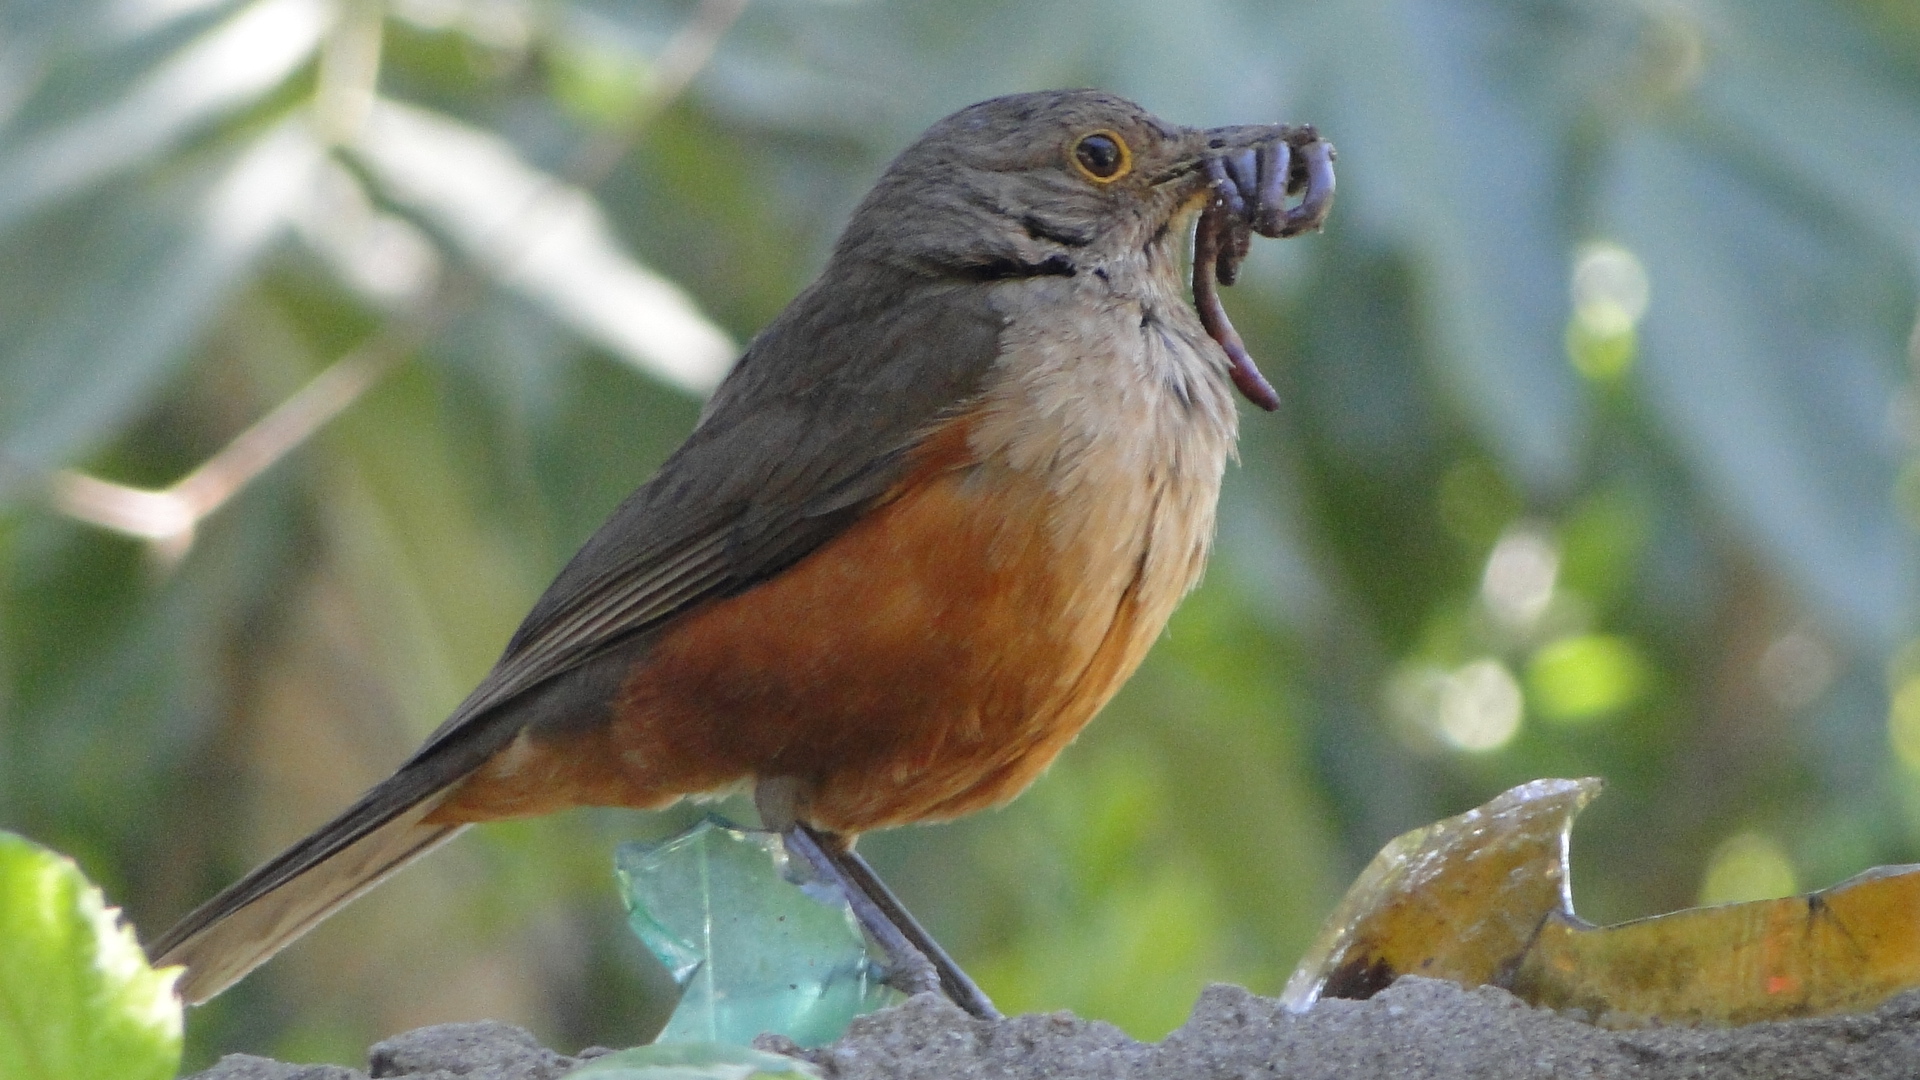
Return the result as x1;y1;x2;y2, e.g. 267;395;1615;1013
415;267;1008;754
148;266;1010;1000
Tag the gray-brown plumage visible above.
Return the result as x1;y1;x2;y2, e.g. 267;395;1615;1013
150;89;1333;1007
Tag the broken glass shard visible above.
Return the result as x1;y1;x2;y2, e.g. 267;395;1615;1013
1281;777;1601;1012
616;816;901;1048
566;1041;821;1079
1284;776;1920;1028
1511;861;1920;1027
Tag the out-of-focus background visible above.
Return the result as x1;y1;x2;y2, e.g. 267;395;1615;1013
1;0;1917;1069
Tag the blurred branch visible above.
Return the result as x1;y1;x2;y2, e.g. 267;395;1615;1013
314;0;387;145
50;295;451;563
567;0;752;187
48;0;752;563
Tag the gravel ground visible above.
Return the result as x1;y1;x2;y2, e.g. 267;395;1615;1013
188;976;1920;1080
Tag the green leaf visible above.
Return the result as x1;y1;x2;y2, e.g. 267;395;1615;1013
0;832;181;1080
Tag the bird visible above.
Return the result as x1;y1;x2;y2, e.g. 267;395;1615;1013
149;88;1334;1019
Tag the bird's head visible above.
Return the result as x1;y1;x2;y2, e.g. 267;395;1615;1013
831;89;1334;408
837;89;1327;275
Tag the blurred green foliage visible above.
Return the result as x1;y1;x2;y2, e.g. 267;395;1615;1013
0;0;1917;1071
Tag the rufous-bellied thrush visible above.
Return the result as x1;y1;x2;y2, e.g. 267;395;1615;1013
151;89;1335;1019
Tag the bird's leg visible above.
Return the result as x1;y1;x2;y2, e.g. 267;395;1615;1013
785;825;1002;1019
794;822;1006;1014
756;778;1000;1018
777;824;939;997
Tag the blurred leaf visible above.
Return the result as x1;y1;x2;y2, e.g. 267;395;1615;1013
1611;130;1913;650
968;747;1235;1040
0;831;182;1080
1706;0;1920;264
0;0;325;231
0;124;319;486
1314;0;1594;490
975;856;1223;1041
348;99;735;392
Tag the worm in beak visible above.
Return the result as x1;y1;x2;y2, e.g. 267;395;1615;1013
1193;127;1336;410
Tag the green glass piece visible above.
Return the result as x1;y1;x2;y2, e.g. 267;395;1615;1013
616;817;902;1048
566;1041;820;1079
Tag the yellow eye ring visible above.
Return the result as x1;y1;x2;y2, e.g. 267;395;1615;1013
1070;130;1132;183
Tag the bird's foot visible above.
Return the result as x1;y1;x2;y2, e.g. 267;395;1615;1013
780;824;1001;1020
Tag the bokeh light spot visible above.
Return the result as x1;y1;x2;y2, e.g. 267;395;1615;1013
1567;319;1637;381
1527;634;1647;723
1436;659;1524;752
1482;525;1559;630
1572;243;1649;327
1567;242;1649;382
1757;631;1835;711
1888;677;1920;771
1698;831;1798;906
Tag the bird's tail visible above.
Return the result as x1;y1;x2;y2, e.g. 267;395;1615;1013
148;767;468;1005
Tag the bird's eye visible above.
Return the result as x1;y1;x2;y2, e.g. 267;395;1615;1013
1071;131;1131;183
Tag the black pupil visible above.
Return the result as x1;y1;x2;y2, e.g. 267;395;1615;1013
1076;135;1122;178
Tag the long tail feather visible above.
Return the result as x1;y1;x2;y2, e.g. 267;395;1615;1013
150;772;466;1004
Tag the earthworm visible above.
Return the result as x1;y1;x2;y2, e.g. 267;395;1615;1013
1194;128;1335;411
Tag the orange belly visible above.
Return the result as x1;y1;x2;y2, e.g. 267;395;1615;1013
433;416;1169;834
